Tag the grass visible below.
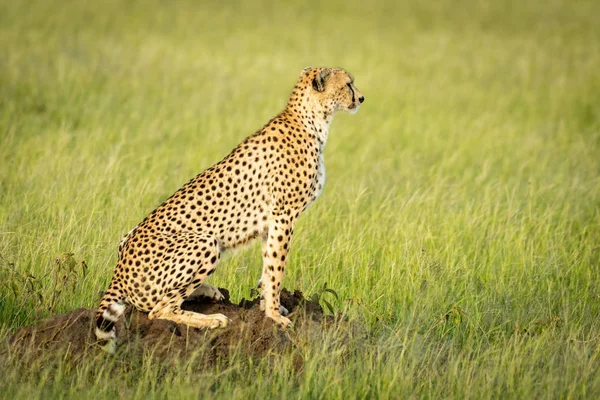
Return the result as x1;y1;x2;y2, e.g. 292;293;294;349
1;0;599;397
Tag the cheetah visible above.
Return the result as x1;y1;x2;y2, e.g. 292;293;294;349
95;67;365;352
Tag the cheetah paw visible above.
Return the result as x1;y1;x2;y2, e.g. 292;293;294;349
268;313;293;328
207;313;230;328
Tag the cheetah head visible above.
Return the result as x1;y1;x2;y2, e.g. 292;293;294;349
297;67;365;115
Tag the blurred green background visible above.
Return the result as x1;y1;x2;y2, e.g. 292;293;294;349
1;0;599;398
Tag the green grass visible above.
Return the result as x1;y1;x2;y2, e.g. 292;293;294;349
1;0;600;398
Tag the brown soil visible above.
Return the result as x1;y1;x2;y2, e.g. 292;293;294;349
7;288;362;368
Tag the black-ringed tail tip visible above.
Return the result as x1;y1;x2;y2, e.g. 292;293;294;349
95;302;126;354
94;67;364;353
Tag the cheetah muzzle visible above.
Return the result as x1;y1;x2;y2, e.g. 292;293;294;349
95;67;365;353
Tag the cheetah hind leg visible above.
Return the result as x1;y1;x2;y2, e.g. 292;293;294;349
149;289;229;329
187;284;225;302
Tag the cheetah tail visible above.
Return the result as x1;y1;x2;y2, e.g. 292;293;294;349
95;283;126;354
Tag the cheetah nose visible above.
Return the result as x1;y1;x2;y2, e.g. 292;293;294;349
358;96;365;104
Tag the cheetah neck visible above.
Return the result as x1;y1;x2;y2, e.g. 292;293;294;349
285;104;334;149
309;113;333;148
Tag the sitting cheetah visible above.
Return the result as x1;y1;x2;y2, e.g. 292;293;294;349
95;67;364;352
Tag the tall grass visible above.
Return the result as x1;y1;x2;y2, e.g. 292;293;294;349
1;0;599;398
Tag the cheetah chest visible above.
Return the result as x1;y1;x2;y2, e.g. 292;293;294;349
313;153;326;200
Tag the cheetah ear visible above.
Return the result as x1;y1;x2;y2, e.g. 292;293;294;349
312;69;331;92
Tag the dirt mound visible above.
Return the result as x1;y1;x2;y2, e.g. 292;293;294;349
7;288;360;367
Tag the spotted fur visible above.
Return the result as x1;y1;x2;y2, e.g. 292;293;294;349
95;67;364;351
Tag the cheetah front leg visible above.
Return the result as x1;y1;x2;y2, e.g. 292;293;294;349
260;216;295;328
258;279;289;316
